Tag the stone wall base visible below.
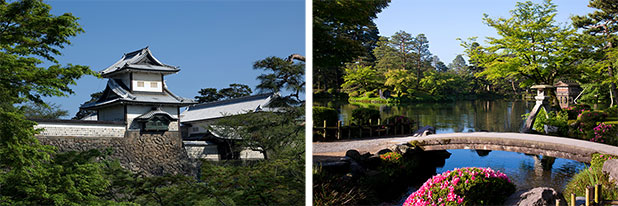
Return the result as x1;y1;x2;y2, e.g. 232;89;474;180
37;131;196;176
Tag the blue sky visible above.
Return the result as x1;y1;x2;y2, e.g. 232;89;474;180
44;0;305;118
374;0;593;66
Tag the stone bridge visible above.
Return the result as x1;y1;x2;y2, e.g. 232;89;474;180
313;132;618;163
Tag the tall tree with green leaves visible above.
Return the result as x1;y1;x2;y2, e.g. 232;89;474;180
341;65;384;97
195;84;253;103
572;0;618;106
449;54;468;74
0;0;100;204
412;34;432;87
467;0;578;101
253;56;304;106
374;31;415;73
21;102;68;119
313;0;390;92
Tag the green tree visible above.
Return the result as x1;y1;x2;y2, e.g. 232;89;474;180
449;54;468;74
384;69;415;97
210;107;303;160
218;83;252;100
73;91;102;119
195;84;253;103
194;88;222;103
412;34;433;87
0;0;100;204
467;0;578;101
253;56;304;106
431;55;449;72
21;102;68;119
572;0;618;106
374;31;416;73
341;65;384;97
313;0;390;92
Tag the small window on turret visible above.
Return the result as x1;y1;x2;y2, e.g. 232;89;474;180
150;82;158;88
137;81;144;87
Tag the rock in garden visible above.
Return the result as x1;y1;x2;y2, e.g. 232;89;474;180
505;187;564;206
602;159;618;184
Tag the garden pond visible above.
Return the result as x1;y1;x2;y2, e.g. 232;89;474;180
315;99;589;203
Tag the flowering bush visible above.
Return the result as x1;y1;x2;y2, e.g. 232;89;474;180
591;123;617;144
380;152;402;163
575;111;608;139
403;167;515;206
566;104;591;119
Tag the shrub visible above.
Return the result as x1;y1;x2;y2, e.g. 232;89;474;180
351;107;380;125
566;104;591;119
564;153;618;204
605;105;618;117
313;106;338;127
379;152;402;164
403;167;515;206
592;123;618;145
313;166;368;206
575;111;608;139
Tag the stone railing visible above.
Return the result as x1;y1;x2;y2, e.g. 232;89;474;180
32;119;126;138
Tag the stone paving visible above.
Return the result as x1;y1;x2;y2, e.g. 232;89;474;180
313;132;618;163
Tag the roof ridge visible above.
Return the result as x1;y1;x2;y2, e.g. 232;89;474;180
189;92;274;110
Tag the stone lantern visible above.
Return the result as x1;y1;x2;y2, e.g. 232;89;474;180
523;85;554;133
554;80;582;109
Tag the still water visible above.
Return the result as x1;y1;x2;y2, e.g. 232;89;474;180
396;149;586;204
317;100;533;133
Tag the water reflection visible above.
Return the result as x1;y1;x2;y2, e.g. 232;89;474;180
437;150;586;192
316;100;532;133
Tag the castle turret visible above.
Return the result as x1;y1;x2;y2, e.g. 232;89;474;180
81;47;195;131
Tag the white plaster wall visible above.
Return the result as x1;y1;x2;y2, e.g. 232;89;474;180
35;122;125;138
127;105;179;131
98;105;125;122
240;149;264;160
132;72;162;92
187;120;216;135
184;145;220;160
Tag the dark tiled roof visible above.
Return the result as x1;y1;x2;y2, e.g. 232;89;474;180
100;47;179;77
81;79;195;109
135;107;178;120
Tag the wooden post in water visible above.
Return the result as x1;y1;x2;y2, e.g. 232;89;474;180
585;186;592;206
335;121;339;139
555;199;560;206
594;184;600;204
323;120;327;139
570;193;575;206
378;118;381;136
369;119;372;137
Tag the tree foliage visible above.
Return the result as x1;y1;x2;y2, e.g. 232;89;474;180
21;102;68;119
341;65;384;97
210;107;304;160
195;83;252;103
253;56;304;106
468;0;578;90
572;0;618;106
313;0;390;91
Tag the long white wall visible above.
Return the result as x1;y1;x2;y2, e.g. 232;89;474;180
35;121;125;138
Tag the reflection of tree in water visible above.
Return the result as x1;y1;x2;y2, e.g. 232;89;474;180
324;100;532;132
513;155;579;193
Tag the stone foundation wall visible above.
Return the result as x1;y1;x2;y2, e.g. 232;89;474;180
37;131;195;176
